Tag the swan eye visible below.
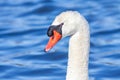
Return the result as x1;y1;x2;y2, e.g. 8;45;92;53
47;23;63;37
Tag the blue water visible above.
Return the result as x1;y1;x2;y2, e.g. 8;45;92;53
0;0;120;80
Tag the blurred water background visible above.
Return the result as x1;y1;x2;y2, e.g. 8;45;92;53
0;0;120;80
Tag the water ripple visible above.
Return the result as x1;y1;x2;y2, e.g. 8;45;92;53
0;0;120;80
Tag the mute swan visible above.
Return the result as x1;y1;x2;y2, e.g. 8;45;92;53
45;11;90;80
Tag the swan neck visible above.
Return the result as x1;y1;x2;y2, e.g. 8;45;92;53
66;29;89;80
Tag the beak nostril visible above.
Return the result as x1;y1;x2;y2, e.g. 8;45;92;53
51;36;54;40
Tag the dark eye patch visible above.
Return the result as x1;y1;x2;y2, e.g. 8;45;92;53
47;23;63;37
47;26;54;37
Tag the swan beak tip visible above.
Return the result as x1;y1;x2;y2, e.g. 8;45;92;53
44;48;50;52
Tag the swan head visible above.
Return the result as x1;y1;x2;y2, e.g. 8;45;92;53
45;11;85;52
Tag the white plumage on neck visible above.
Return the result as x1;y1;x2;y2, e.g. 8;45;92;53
52;11;90;80
67;27;89;80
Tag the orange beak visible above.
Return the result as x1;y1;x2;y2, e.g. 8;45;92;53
45;30;62;52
